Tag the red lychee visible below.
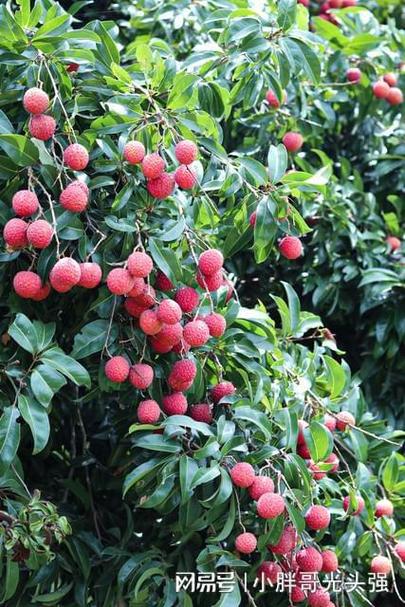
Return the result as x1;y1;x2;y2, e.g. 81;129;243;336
149;336;173;354
127;278;145;298
78;262;102;288
290;586;307;603
175;287;199;313
297;419;308;445
12;190;39;217
175;140;198;165
198;249;224;276
137;399;161;424
230;462;255;488
283;132;303;152
127;251;153;278
268;524;297;555
279;235;303;259
386;87;403;105
265;89;286;109
139;310;162;335
106;268;135;295
13;270;41;298
174;164;198;189
132;284;156;308
123;141;145;164
325;453;339;473
168;359;197;391
323;413;336;432
3;218;28;248
394;542;405;562
26;220;53;249
190;403;212;423
157;299;182;325
155;271;174;291
147;172;175;199
31;283;51;301
249;211;257;226
204;313;226;337
235;532;257;554
23;88;49;114
372;80;390;99
49;258;81;292
256;561;282;585
297;443;311;459
196;269;223;291
370;556;391;575
305;505;330;530
124;298;149;318
183;320;210;347
29;114;56;141
257;492;285;519
129;363;154;390
346;68;361;83
141;153;165;179
162;392;188;415
343;495;365;515
296;547;323;572
321;550;339;572
63;143;89;170
60;183;88;213
336;411;355;430
387;236;401;251
155;323;183;347
105;356;130;382
67;62;79;73
375;499;394;518
249;476;275;500
383;72;397;86
308;588;331;607
211;381;236;403
309;461;326;481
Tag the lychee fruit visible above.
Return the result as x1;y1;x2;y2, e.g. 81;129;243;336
174;164;198;189
196;270;223;291
305;505;330;530
137;399;161;424
321;550;339;572
296;546;323;572
257;492;285;519
211;381;236;403
124;298;149;318
283;132;303;152
63;143;89;170
147;172;175;199
190;403;213;423
157;299;182;325
297;443;311;459
29;114;56;141
235;532;257;554
198;249;224;276
325;453;339;473
168;359;197;391
290;586;307;603
394;542;405;562
279;235;303;259
12;190;39;217
129;363;154;390
375;499;394;518
383;72;397;86
23;88;49;114
249;476;275;500
265;89;285;108
60;183;88;213
268;524;297;555
387;236;401;251
132;284;156;308
175;287;199;313
106;268;135;295
123;141;145;164
3;218;28;248
149;336;173;354
386;87;403;105
256;561;282;584
67;62;79;73
175;140;198;165
309;461;326;481
26;220;53;249
336;411;355;430
77;262;102;288
13;270;42;299
346;68;361;83
249;211;257;226
31;282;51;301
230;462;255;488
183;320;210;347
204;313;226;337
139;310;162;335
127;251;153;278
156;323;183;347
297;419;309;445
105;356;130;382
141;153;165;179
308;588;331;607
162;392;188;415
128;277;147;297
49;258;81;292
343;495;365;515
370;556;391;575
323;413;336;432
155;271;174;291
372;80;390;99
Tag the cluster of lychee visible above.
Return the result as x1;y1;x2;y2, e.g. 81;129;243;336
318;0;356;25
346;69;403;105
123;138;199;199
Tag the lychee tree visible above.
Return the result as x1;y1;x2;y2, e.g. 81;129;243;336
0;1;404;607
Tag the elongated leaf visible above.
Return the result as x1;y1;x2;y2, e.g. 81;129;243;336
40;348;91;387
18;394;50;454
9;313;38;353
30;365;66;407
0;407;20;468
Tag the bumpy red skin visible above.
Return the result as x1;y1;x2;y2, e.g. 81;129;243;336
157;299;182;325
27;220;53;249
266;89;281;108
31;283;51;301
372;80;390;99
105;356;130;382
343;495;365;515
198;249;224;276
230;462;255;488
204;313;226;337
296;547;323;572
155;271;174;291
249;211;257;226
235;532;257;554
162;392;188;415
370;556;391;575
123;141;145;164
394;542;405;562
174;164;197;189
189;403;212;423
60;184;88;213
156;323;183;347
211;381;236;403
383;72;397;87
149;336;173;354
305;505;331;530
325;453;339;473
175;287;199;312
125;298;149;318
63;144;89;170
283;132;303;152
78;263;102;288
137;400;161;424
249;476;275;500
308;589;331;607
67;62;79;73
168;359;196;391
196;270;223;291
297;419;308;445
3;218;28;248
29;114;56;140
268;524;297;555
106;268;135;295
141;153;165;179
127;251;153;278
386;87;403;105
387;236;401;251
175;140;198;165
133;285;156;308
23;88;49;114
336;410;355;430
147;173;175;199
256;561;282;585
297;443;311;459
375;499;394;518
127;278;145;298
346;68;361;83
12;190;39;217
257;492;285;519
49;258;81;293
183;320;210;347
290;586;307;603
129;363;154;390
309;461;326;481
321;550;339;572
279;235;303;259
13;271;42;298
139;310;162;335
323;413;336;432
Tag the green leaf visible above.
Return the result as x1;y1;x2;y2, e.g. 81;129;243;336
305;421;333;462
94;21;120;65
0;407;20;469
278;0;297;30
148;238;182;282
179;455;199;504
281;282;300;334
0;134;39;166
0;557;19;602
72;320;118;359
30;364;66;408
268;144;288;183
18;394;50;454
167;73;198;110
323;355;346;398
382;454;399;491
40;348;91;388
9;313;38;354
253;195;277;263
